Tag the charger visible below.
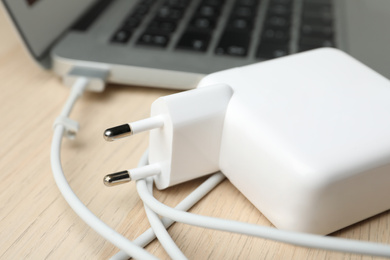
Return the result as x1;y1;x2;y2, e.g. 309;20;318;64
104;48;390;236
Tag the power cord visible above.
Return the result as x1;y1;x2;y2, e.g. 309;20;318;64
51;72;158;260
110;147;390;259
51;70;225;260
144;175;187;260
134;157;390;258
111;151;226;260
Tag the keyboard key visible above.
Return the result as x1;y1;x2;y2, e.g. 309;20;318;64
122;17;141;30
262;28;290;43
157;6;184;20
177;31;211;51
303;3;332;14
270;0;292;4
197;5;220;17
302;15;332;26
303;0;330;4
138;33;170;47
266;15;290;28
256;43;289;59
268;4;292;16
110;0;157;44
111;29;132;43
226;18;253;31
190;17;216;31
301;24;333;38
165;0;190;9
133;4;150;15
215;32;250;57
202;0;225;7
269;0;292;7
142;0;156;6
302;10;332;21
232;6;255;18
236;0;258;7
148;20;177;33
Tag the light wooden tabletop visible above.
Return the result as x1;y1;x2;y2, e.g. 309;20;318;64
0;8;389;260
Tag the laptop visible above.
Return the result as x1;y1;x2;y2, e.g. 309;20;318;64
2;0;390;90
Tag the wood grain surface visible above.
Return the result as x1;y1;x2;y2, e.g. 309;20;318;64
0;8;389;260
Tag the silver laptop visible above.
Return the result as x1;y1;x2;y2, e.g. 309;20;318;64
2;0;390;90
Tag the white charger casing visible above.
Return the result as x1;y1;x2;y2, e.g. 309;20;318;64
198;48;390;234
148;48;390;235
149;84;233;189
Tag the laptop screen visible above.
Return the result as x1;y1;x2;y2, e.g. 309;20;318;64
1;0;96;62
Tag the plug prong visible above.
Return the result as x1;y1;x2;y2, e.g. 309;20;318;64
103;124;131;141
104;164;161;187
103;116;164;142
103;170;131;186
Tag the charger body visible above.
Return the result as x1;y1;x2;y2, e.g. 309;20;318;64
149;84;233;189
150;48;390;234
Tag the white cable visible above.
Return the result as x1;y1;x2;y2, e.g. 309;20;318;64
138;162;183;259
111;151;226;260
112;149;390;259
51;78;158;260
143;177;188;260
137;171;390;257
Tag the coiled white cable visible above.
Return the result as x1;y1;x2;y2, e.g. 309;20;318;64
111;151;226;260
143;176;187;260
51;77;158;260
135;153;390;258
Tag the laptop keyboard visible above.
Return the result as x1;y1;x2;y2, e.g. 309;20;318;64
110;0;335;60
176;0;224;51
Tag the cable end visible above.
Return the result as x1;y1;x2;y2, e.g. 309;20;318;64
103;124;132;142
103;171;131;186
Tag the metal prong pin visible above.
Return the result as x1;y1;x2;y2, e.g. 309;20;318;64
103;116;164;142
104;164;161;187
103;171;131;186
103;124;131;142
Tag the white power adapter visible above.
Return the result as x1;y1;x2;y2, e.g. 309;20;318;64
104;48;390;235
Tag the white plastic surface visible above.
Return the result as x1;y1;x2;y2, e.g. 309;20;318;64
149;84;233;189
53;57;204;90
197;48;390;234
130;116;164;135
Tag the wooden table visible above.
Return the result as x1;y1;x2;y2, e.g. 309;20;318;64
0;9;389;260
